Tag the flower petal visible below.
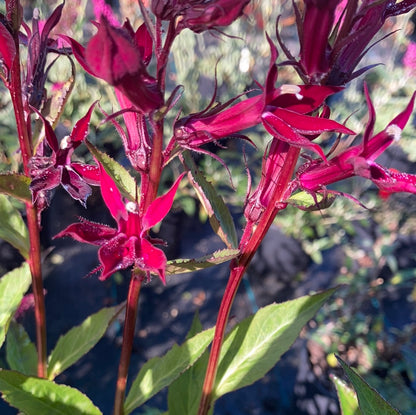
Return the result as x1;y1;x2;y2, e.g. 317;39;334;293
139;238;167;284
141;172;185;231
54;219;117;245
61;167;92;207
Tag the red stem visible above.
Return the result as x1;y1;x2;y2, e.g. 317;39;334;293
197;146;301;415
8;27;47;378
113;273;143;415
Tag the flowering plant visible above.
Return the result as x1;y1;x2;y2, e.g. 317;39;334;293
0;1;416;414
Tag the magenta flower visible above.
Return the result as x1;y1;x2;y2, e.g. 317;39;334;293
278;0;416;85
62;16;163;113
55;166;185;282
29;102;99;208
296;86;416;197
152;0;250;33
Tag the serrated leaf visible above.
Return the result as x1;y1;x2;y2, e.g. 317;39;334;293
124;326;215;415
331;374;362;415
182;151;238;249
85;139;139;202
0;174;31;202
287;190;337;211
337;356;401;415
165;249;239;275
0;369;102;415
47;303;125;380
213;288;337;399
6;321;37;376
0;194;29;259
0;263;31;348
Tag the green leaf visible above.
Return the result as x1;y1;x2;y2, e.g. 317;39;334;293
167;312;209;415
165;249;239;275
124;326;215;415
85;139;139;202
287;190;337;211
0;369;102;415
0;174;31;202
0;194;30;259
331;374;362;415
6;321;37;376
0;263;31;349
337;356;401;415
213;288;337;399
182;151;238;249
47;303;125;380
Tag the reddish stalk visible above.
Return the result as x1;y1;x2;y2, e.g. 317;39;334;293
197;146;301;415
8;28;47;378
113;272;144;415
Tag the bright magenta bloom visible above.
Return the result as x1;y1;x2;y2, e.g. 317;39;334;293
55;166;185;283
152;0;250;33
296;86;416;196
279;0;416;85
62;17;163;113
29;103;99;208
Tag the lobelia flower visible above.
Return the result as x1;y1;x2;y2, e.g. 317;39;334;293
0;12;17;85
152;0;250;33
295;85;416;198
29;102;99;210
55;165;185;282
277;0;416;85
61;16;163;113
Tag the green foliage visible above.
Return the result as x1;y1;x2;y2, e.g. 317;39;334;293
213;288;337;399
0;173;31;202
337;356;401;415
124;326;215;415
0;263;31;349
0;370;102;415
166;249;239;275
6;321;37;376
47;303;125;380
331;374;362;415
0;194;29;259
183;151;238;249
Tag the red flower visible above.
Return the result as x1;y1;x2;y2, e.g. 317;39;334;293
55;166;185;283
278;0;416;85
61;17;163;113
152;0;250;33
296;86;416;197
29;102;99;208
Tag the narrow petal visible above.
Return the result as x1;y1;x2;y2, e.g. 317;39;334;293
54;219;117;245
0;23;16;70
98;163;127;223
141;172;185;231
40;2;64;42
70;101;97;143
262;112;328;161
30;166;61;201
59;35;93;75
71;163;100;185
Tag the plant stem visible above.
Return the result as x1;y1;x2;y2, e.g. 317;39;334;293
8;29;47;378
113;272;143;415
197;146;300;415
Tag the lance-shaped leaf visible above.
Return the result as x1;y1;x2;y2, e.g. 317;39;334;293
0;370;102;415
6;321;37;376
47;303;125;380
0;263;31;348
165;249;239;275
213;288;337;399
0;194;29;259
336;356;400;415
182;151;238;249
124;326;215;415
331;374;362;415
167;312;209;415
0;174;31;202
85;139;139;202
